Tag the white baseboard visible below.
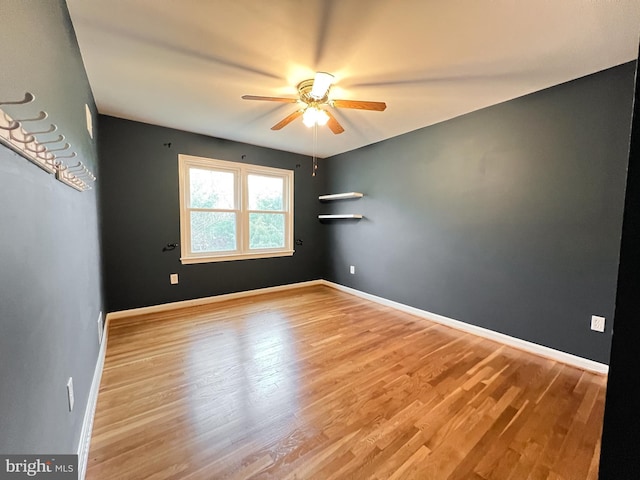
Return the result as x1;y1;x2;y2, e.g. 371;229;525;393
321;280;609;375
104;278;607;375
77;314;110;480
107;280;324;321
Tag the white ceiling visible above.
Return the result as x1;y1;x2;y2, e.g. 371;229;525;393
66;0;640;159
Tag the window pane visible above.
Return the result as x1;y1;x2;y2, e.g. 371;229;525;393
190;168;235;209
249;213;285;249
191;211;236;252
248;174;283;211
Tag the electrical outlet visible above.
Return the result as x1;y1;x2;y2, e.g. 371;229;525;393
170;273;179;285
350;265;355;275
591;315;605;333
97;311;103;345
67;377;74;412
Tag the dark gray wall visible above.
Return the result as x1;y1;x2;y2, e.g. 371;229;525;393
323;62;636;364
599;54;640;479
0;1;103;454
98;116;325;312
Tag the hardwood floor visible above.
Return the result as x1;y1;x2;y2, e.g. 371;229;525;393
86;285;606;480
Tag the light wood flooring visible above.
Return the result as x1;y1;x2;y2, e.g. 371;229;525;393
87;285;606;479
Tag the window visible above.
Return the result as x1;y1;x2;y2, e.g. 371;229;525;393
178;154;294;264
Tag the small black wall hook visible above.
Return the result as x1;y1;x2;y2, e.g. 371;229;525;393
163;243;179;252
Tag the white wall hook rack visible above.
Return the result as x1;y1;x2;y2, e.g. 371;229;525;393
0;92;96;191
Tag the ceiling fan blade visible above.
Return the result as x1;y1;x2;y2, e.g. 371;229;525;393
271;110;303;130
325;110;345;135
332;99;387;111
242;95;297;103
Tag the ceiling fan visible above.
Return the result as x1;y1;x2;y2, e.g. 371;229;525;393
242;72;386;135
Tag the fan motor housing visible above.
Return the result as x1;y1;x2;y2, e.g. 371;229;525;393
297;79;330;105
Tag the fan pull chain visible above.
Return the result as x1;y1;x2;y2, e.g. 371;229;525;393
312;123;318;176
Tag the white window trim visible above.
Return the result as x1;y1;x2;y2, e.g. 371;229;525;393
178;154;294;264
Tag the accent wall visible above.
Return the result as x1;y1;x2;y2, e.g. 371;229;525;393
98;116;325;312
322;62;635;364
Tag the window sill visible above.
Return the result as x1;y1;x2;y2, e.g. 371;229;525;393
180;250;295;264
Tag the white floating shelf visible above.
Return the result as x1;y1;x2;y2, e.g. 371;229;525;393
318;192;364;201
318;214;363;219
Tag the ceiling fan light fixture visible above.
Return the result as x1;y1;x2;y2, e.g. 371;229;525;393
310;72;334;100
316;109;329;126
302;107;329;127
302;107;318;127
